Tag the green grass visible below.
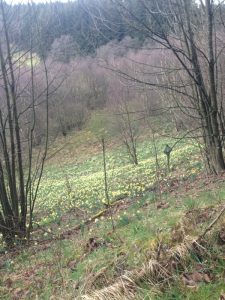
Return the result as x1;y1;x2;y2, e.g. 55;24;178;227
36;137;200;225
1;176;225;299
1;130;225;299
153;282;225;300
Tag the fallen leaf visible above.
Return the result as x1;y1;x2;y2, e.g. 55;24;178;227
186;285;199;291
67;259;77;270
12;288;23;300
218;228;225;245
195;263;203;271
182;275;197;287
4;278;13;288
156;201;169;209
73;281;79;289
86;237;99;251
182;271;210;286
190;271;203;282
203;273;211;283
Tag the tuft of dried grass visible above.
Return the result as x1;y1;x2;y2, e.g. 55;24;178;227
169;236;196;262
80;234;209;300
81;260;170;300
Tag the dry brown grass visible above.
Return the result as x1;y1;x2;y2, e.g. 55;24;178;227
81;259;170;300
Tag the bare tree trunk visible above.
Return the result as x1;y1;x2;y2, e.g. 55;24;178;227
0;2;51;247
205;0;225;173
116;91;139;165
102;138;115;231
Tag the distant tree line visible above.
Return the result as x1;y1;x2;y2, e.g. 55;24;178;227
7;0;173;60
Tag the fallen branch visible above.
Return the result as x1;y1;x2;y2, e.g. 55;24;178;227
61;198;130;239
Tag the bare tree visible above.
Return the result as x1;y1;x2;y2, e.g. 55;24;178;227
101;137;115;231
93;0;225;174
0;2;52;246
115;89;139;165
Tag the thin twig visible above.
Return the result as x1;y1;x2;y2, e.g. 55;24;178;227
199;205;225;239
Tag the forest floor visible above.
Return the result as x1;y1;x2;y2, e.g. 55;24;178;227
1;129;225;299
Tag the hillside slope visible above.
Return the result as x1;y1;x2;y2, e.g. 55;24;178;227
0;130;225;299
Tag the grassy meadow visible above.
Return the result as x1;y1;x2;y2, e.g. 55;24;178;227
36;133;200;226
1;122;225;299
